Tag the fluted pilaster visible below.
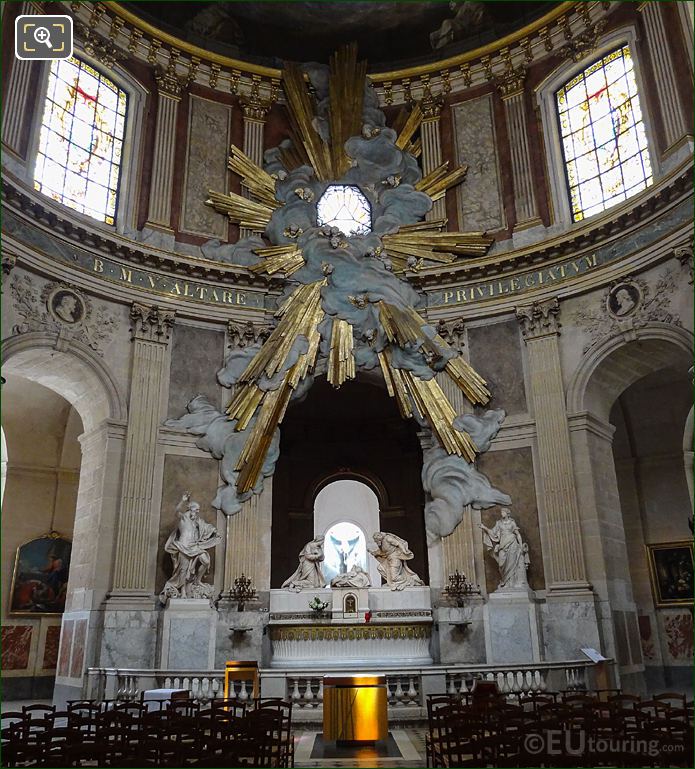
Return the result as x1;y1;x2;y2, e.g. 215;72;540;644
240;97;270;239
2;57;33;154
639;1;688;150
111;303;174;594
420;95;446;222
146;82;184;229
501;87;539;228
516;298;589;590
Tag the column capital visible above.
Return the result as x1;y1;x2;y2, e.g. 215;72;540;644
516;297;561;340
240;95;271;122
420;92;444;120
227;319;272;349
130;302;175;343
155;64;191;100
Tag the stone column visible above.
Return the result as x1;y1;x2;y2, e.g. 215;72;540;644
110;303;174;597
239;95;270;239
499;74;540;230
146;69;189;230
420;94;446;222
515;298;588;591
639;1;688;150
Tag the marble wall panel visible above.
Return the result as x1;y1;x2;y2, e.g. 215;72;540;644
638;614;658;663
167;325;226;418
42;625;61;670
452;94;506;232
70;618;87;678
1;625;32;669
158;455;222;594
477;447;545;592
57;619;73;677
613;609;630;665
625;610;643;666
180;96;232;238
467;320;527;416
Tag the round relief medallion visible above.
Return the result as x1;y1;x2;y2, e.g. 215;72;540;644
47;287;86;326
606;281;641;319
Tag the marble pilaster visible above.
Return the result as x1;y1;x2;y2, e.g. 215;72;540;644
1;57;33;156
146;67;190;230
111;303;174;597
420;95;446;222
515;298;589;591
239;96;270;239
499;80;540;229
639;2;689;151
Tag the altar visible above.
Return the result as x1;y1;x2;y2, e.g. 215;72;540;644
267;587;433;668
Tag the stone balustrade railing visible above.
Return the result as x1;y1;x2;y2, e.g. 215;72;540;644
86;659;605;719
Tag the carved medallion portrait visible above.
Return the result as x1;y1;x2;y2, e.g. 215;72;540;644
48;287;85;326
606;281;641;319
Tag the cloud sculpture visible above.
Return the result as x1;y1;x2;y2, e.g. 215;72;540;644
164;395;280;515
422;410;511;542
172;52;507;530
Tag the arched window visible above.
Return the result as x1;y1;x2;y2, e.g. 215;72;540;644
556;45;652;223
33;56;127;225
316;185;372;236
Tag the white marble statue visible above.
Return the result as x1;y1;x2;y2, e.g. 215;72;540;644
480;508;530;591
282;536;327;592
160;493;221;602
330;564;371;588
369;532;424;591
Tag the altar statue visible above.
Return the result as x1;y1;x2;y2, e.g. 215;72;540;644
480;508;530;591
369;532;424;591
331;564;371;588
282;536;327;592
160;492;221;602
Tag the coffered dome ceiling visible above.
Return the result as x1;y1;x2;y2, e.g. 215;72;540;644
126;1;556;67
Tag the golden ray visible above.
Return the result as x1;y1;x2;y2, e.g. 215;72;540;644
283;62;332;180
377;349;413;419
206;190;276;230
383;228;494;261
402;371;478;462
228;146;278;208
327;318;356;388
329;43;367;178
395;102;423;150
444;353;491;406
415;162;469;201
249;244;306;276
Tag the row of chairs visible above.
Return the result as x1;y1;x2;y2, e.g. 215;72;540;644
1;697;294;768
426;690;693;768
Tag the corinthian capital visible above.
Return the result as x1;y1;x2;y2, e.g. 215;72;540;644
516;297;561;340
130;302;175;343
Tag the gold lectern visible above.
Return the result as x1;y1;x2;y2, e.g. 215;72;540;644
323;675;388;743
224;660;259;699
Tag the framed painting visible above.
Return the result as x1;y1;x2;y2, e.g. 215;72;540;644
9;532;71;615
646;541;694;608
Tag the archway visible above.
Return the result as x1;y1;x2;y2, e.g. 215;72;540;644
314;479;381;586
270;377;427;588
567;324;693;692
1;333;127;700
1;376;83;699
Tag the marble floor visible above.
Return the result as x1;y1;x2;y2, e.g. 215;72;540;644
294;729;427;767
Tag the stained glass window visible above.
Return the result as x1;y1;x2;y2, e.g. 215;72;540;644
34;56;127;225
316;185;371;236
556;45;652;223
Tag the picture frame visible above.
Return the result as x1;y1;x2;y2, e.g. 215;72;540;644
646;541;694;608
9;532;72;615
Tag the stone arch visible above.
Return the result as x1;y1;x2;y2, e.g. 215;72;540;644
567;323;693;421
1;332;127;429
683;405;694;510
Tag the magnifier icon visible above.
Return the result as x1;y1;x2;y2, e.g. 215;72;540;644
33;26;52;48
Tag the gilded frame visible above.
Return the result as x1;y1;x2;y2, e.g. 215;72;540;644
9;531;72;616
646;541;694;608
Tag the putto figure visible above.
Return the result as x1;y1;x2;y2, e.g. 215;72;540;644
282;536;327;592
369;532;424;591
160;493;221;602
480;508;530;591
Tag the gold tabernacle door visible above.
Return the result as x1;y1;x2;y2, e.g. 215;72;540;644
323;675;388;743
